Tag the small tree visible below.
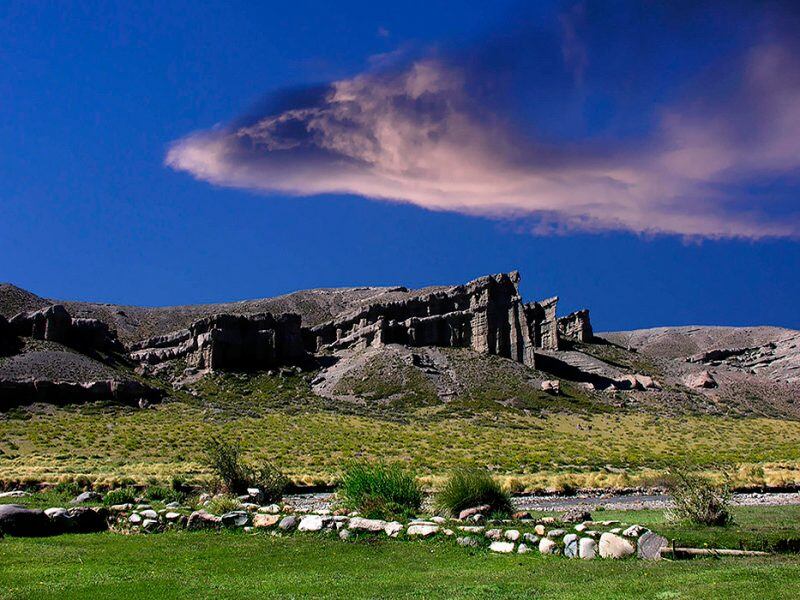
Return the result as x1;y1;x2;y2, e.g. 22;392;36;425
666;467;733;526
203;437;252;494
202;437;288;502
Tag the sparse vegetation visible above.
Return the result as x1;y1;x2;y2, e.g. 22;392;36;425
436;466;512;517
338;461;422;519
666;467;734;526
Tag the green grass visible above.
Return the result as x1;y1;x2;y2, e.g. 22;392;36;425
2;369;800;488
1;531;800;599
338;461;422;519
436;466;512;517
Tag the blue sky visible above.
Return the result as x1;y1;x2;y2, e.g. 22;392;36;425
1;0;799;331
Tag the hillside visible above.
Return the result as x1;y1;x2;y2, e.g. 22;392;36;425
2;274;800;489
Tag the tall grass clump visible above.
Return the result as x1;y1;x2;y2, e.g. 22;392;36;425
436;466;512;517
203;437;287;502
103;487;137;506
666;468;733;526
339;462;422;519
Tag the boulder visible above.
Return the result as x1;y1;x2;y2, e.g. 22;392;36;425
458;505;490;520
534;524;546;536
384;521;403;538
129;513;143;525
298;515;324;532
685;370;717;389
504;529;520;541
489;541;515;553
541;380;560;394
457;536;479;547
484;528;503;541
348;517;387;532
142;519;160;532
522;533;539;544
258;504;281;514
187;510;221;530
517;543;530;554
71;491;102;505
563;533;579;558
622;524;647;538
221;511;249;528
253;514;281;529
140;509;159;520
458;526;484;533
637;531;668;560
599;533;635;559
538;538;558;555
0;505;52;536
579;537;597;559
338;529;351;540
0;490;29;498
278;516;298;531
65;507;108;533
406;524;439;537
546;528;566;538
561;509;591;524
165;512;181;522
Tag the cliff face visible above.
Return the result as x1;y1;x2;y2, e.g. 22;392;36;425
307;272;575;367
558;310;593;343
130;312;305;371
129;271;592;373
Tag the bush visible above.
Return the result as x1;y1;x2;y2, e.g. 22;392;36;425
253;460;289;504
339;461;422;519
53;481;82;497
145;485;184;504
666;468;733;526
103;487;137;506
202;437;288;502
436;466;512;517
203;438;252;495
206;495;242;515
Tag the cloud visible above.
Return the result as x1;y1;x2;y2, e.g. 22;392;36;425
166;1;800;239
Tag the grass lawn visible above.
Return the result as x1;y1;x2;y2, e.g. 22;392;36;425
2;531;800;599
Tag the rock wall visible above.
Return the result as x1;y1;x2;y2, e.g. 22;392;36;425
524;297;559;351
8;305;122;353
308;272;539;367
557;310;593;343
130;312;305;371
0;378;163;410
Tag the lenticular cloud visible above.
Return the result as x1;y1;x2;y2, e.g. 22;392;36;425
166;2;800;239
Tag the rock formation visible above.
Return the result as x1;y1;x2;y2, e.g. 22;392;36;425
557;310;593;343
128;272;592;373
8;304;122;353
307;272;538;366
0;378;163;410
130;312;304;371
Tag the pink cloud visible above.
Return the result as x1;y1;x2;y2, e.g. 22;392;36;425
166;45;800;240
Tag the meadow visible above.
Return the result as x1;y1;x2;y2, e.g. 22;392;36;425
2;372;800;489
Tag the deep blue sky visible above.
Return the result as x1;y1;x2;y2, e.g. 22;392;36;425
1;0;799;331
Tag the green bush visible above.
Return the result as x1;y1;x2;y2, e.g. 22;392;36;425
103;487;137;506
53;481;82;497
203;437;254;494
203;437;287;502
253;460;289;504
339;461;422;519
145;485;184;504
666;468;733;527
206;495;242;515
435;466;512;517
